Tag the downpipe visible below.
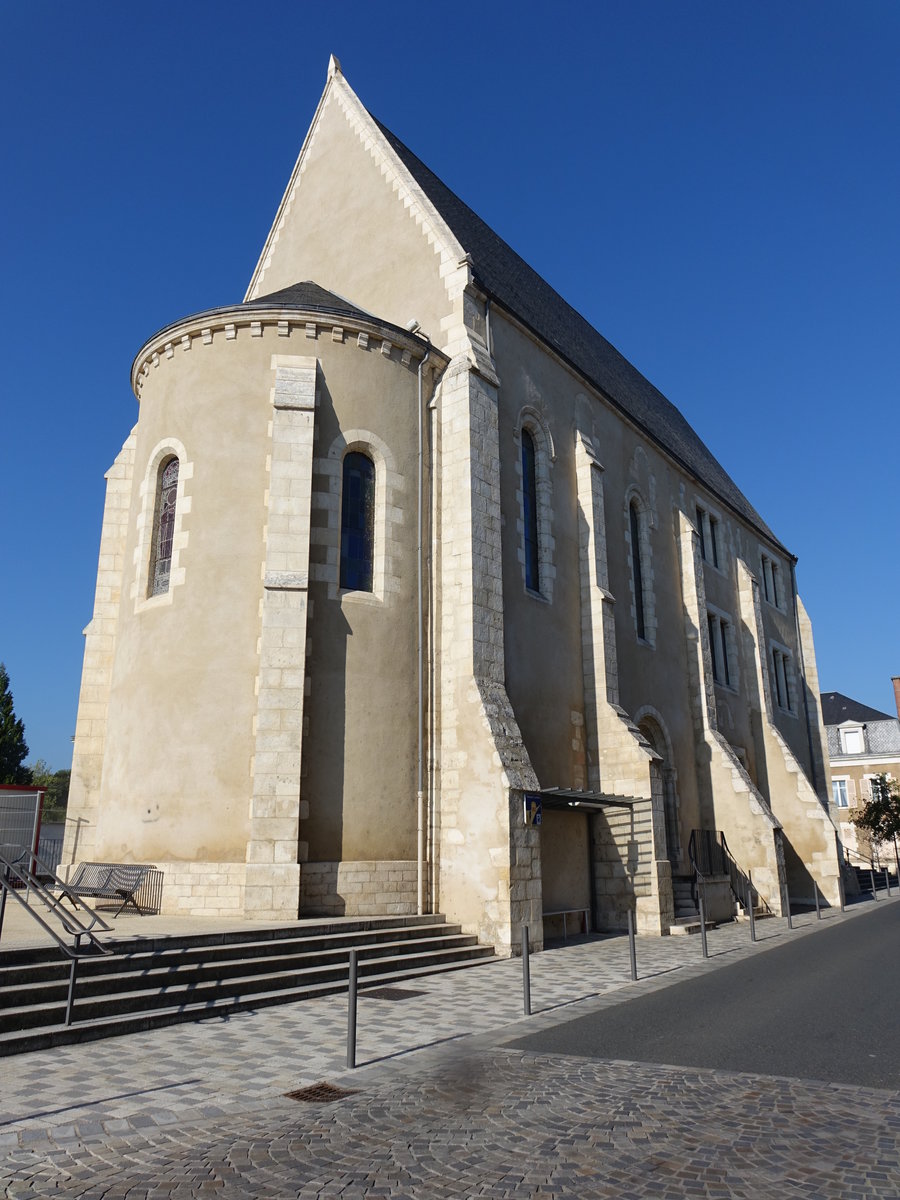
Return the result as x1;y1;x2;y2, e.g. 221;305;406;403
416;339;432;916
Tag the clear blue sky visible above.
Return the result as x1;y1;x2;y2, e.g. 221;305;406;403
1;1;898;768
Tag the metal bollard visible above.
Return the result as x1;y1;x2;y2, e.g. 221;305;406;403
838;872;846;913
871;868;878;901
814;886;821;920
698;893;709;959
521;923;532;1016
627;908;638;981
785;887;793;929
887;870;892;899
747;880;757;944
65;958;78;1027
346;949;358;1069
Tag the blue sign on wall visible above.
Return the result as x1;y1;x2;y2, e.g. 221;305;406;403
524;792;542;827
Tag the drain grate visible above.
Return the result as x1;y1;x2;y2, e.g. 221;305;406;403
285;1082;359;1103
361;986;427;1001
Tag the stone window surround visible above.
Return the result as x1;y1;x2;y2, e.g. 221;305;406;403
769;639;797;717
760;551;785;612
706;602;739;693
131;437;193;613
695;497;725;575
513;406;555;603
311;428;402;604
623;486;656;647
831;776;851;807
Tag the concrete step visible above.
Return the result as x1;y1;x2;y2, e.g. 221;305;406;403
669;917;718;936
0;914;495;1055
0;912;445;969
0;934;485;1021
0;920;464;988
0;953;501;1057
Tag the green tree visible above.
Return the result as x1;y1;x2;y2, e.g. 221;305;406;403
0;663;30;784
27;759;71;820
851;773;900;861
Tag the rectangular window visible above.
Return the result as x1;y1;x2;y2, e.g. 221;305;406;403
771;646;793;713
761;554;782;608
709;515;720;568
707;613;719;681
697;505;723;569
697;506;708;561
832;779;849;807
707;610;735;688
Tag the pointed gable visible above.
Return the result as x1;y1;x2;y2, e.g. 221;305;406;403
245;59;465;347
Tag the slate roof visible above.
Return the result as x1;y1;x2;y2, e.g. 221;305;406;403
246;281;373;321
820;692;895;726
374;117;784;551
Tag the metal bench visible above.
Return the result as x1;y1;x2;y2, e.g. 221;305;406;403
56;862;163;917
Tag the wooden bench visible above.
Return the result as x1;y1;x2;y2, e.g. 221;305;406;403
542;907;590;940
56;862;163;917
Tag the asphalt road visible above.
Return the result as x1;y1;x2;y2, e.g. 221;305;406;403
511;901;900;1089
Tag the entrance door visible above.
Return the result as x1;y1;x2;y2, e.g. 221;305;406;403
540;807;592;939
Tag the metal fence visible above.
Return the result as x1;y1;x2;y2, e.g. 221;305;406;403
0;788;43;865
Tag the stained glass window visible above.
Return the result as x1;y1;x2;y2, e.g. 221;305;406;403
630;500;646;640
522;429;540;593
150;457;179;596
340;452;375;592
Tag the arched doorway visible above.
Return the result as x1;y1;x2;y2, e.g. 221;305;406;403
636;711;682;872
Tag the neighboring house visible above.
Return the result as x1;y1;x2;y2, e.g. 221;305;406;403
62;58;841;952
822;679;900;866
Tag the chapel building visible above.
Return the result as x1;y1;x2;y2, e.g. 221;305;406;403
63;58;841;952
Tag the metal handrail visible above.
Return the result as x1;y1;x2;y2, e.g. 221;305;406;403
840;846;896;899
0;848;112;1027
688;829;771;916
0;847;113;938
841;845;896;874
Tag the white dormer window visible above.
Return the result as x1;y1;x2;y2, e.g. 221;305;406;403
840;725;865;755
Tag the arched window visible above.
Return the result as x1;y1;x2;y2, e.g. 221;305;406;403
629;499;646;640
521;428;540;592
340;451;375;591
150;457;179;596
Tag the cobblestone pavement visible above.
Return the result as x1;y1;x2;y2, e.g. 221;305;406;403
2;901;898;1198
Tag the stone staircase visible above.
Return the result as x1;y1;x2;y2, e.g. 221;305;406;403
852;864;898;896
0;914;495;1056
669;875;704;935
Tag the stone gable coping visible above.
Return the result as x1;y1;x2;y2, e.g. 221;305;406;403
245;70;466;307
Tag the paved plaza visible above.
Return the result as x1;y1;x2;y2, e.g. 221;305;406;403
2;899;899;1197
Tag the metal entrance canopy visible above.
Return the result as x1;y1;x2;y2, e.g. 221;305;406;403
537;787;636;812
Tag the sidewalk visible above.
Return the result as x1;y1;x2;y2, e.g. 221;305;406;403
2;897;898;1198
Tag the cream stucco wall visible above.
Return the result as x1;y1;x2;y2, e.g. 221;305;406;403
67;61;840;942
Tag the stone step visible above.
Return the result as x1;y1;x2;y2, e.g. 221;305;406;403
669;918;718;936
0;933;484;1019
0;912;444;969
0;920;463;987
0;953;500;1057
0;914;495;1055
